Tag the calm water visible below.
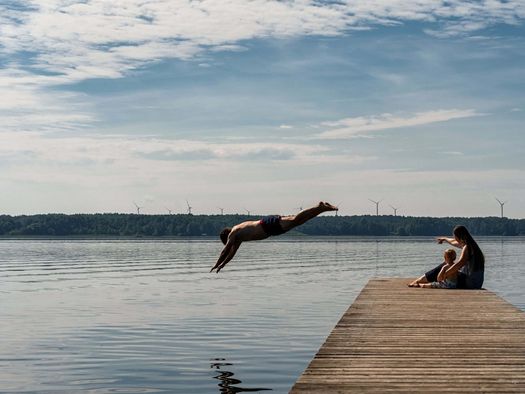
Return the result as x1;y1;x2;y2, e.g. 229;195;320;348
1;237;524;393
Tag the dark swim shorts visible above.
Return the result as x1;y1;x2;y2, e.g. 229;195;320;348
260;215;286;236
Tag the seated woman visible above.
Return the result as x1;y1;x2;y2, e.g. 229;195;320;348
409;225;485;289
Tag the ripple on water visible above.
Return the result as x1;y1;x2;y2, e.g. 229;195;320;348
0;237;523;393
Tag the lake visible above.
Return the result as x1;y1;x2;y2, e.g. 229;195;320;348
1;237;523;393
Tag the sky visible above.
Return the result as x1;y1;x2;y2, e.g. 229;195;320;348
1;1;524;218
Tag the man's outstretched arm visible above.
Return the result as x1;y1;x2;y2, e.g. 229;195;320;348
211;241;233;272
210;239;240;273
215;242;240;273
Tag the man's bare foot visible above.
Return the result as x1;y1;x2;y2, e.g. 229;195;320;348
319;201;338;211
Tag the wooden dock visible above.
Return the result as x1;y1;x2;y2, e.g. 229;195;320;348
290;278;525;393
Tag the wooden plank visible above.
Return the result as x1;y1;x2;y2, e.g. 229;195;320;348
290;278;525;393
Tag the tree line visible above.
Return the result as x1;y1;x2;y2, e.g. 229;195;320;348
0;213;523;237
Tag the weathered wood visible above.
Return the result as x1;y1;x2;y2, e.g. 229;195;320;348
290;278;525;393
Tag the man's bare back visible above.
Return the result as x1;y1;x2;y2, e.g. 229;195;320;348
229;220;269;242
210;202;337;273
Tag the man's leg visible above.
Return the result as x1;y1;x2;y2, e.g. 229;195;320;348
280;202;337;231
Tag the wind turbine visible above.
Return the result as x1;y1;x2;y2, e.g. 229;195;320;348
186;200;193;215
368;199;381;216
334;201;342;216
389;205;399;216
495;198;507;218
165;207;173;215
133;201;143;215
217;207;224;215
244;208;251;216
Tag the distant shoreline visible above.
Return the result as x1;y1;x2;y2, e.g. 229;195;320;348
0;235;523;240
0;214;523;237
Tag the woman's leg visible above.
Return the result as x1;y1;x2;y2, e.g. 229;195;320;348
424;263;446;283
408;262;445;287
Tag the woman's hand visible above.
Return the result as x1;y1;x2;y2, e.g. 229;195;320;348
436;237;462;248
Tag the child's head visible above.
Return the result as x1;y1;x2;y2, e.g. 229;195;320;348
444;248;456;263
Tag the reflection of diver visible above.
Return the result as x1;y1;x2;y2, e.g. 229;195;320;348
210;358;272;393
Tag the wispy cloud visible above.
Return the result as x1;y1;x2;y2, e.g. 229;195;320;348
137;146;297;162
0;131;327;170
1;1;523;135
0;68;96;132
1;1;524;86
318;109;481;139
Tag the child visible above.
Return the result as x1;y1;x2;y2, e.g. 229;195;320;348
409;249;458;289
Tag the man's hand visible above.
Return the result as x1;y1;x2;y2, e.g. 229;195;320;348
210;261;221;273
215;261;228;273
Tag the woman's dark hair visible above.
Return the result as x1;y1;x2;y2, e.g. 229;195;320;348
453;225;485;271
220;227;231;245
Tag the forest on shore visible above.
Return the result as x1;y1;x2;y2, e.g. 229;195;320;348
0;213;523;237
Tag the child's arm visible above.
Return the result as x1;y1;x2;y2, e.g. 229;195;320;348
439;246;468;281
436;264;448;282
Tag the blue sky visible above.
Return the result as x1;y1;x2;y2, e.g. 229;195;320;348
1;1;524;217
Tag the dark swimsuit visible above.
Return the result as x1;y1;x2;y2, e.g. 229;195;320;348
260;215;286;236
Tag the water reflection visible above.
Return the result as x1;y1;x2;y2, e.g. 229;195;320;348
210;358;272;393
1;238;523;392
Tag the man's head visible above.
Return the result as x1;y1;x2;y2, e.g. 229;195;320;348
444;248;456;264
220;227;231;245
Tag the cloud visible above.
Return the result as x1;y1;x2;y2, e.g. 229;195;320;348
230;147;295;161
0;1;523;137
0;131;321;172
0;68;96;133
136;144;298;162
138;149;219;161
318;109;481;139
1;1;524;86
